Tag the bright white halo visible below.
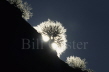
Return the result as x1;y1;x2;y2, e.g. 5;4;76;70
51;43;58;50
42;35;50;42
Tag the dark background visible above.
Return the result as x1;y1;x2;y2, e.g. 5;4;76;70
23;0;109;72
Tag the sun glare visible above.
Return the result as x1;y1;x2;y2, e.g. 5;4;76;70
51;43;58;50
42;35;50;42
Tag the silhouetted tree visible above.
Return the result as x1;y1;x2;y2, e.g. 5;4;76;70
7;0;33;20
66;56;86;69
66;56;94;72
34;19;67;57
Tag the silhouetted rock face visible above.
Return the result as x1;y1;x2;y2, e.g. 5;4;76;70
1;1;87;72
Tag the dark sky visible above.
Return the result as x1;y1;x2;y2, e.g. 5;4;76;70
23;0;109;72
